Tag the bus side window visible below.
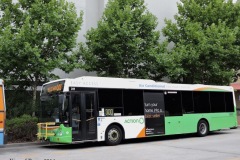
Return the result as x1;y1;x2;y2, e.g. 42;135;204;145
210;92;225;112
98;89;123;116
225;92;234;112
123;90;144;116
193;91;210;113
164;91;182;116
181;91;194;114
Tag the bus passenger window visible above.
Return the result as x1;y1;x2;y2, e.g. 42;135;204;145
164;91;182;116
181;91;194;114
98;89;123;116
210;92;225;112
123;90;144;116
193;92;210;113
225;92;234;112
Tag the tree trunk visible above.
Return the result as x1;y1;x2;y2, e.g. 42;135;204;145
32;82;37;117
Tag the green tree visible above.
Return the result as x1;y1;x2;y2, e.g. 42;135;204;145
79;0;166;79
162;0;240;85
0;0;83;116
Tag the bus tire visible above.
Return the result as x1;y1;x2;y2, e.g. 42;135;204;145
105;125;122;146
197;120;209;137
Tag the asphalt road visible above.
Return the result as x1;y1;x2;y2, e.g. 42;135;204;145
1;128;240;160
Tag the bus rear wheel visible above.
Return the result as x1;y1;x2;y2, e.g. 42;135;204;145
105;125;122;146
197;120;209;137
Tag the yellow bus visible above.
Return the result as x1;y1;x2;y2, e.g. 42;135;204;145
0;79;6;145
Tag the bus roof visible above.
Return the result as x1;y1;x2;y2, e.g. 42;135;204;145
42;76;234;92
0;79;3;85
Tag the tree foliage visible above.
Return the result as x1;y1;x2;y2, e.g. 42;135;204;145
79;0;166;79
163;0;240;85
0;0;83;114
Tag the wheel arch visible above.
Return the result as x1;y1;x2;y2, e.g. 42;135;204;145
197;118;210;130
106;122;125;140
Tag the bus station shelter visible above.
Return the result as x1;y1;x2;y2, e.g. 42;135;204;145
230;80;240;125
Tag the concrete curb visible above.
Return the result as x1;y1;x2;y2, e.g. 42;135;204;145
1;141;50;148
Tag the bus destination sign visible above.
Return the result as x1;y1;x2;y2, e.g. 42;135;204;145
42;81;65;95
47;84;63;93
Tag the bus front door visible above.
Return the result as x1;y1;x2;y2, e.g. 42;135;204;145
71;92;97;141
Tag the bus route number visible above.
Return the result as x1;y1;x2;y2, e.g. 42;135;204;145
105;109;114;116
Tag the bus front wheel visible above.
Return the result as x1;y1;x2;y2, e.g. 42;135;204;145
105;125;122;146
197;120;209;137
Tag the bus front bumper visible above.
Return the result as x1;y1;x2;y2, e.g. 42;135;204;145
50;135;72;144
50;124;72;144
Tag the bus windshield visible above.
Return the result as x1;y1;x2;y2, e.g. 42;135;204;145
39;93;69;124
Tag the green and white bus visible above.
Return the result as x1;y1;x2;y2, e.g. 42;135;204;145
37;76;238;145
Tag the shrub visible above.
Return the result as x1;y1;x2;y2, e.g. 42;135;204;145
6;114;38;143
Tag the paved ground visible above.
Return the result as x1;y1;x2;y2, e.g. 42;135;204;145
1;128;240;160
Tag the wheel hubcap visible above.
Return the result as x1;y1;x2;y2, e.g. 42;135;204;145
199;123;207;134
108;129;119;142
